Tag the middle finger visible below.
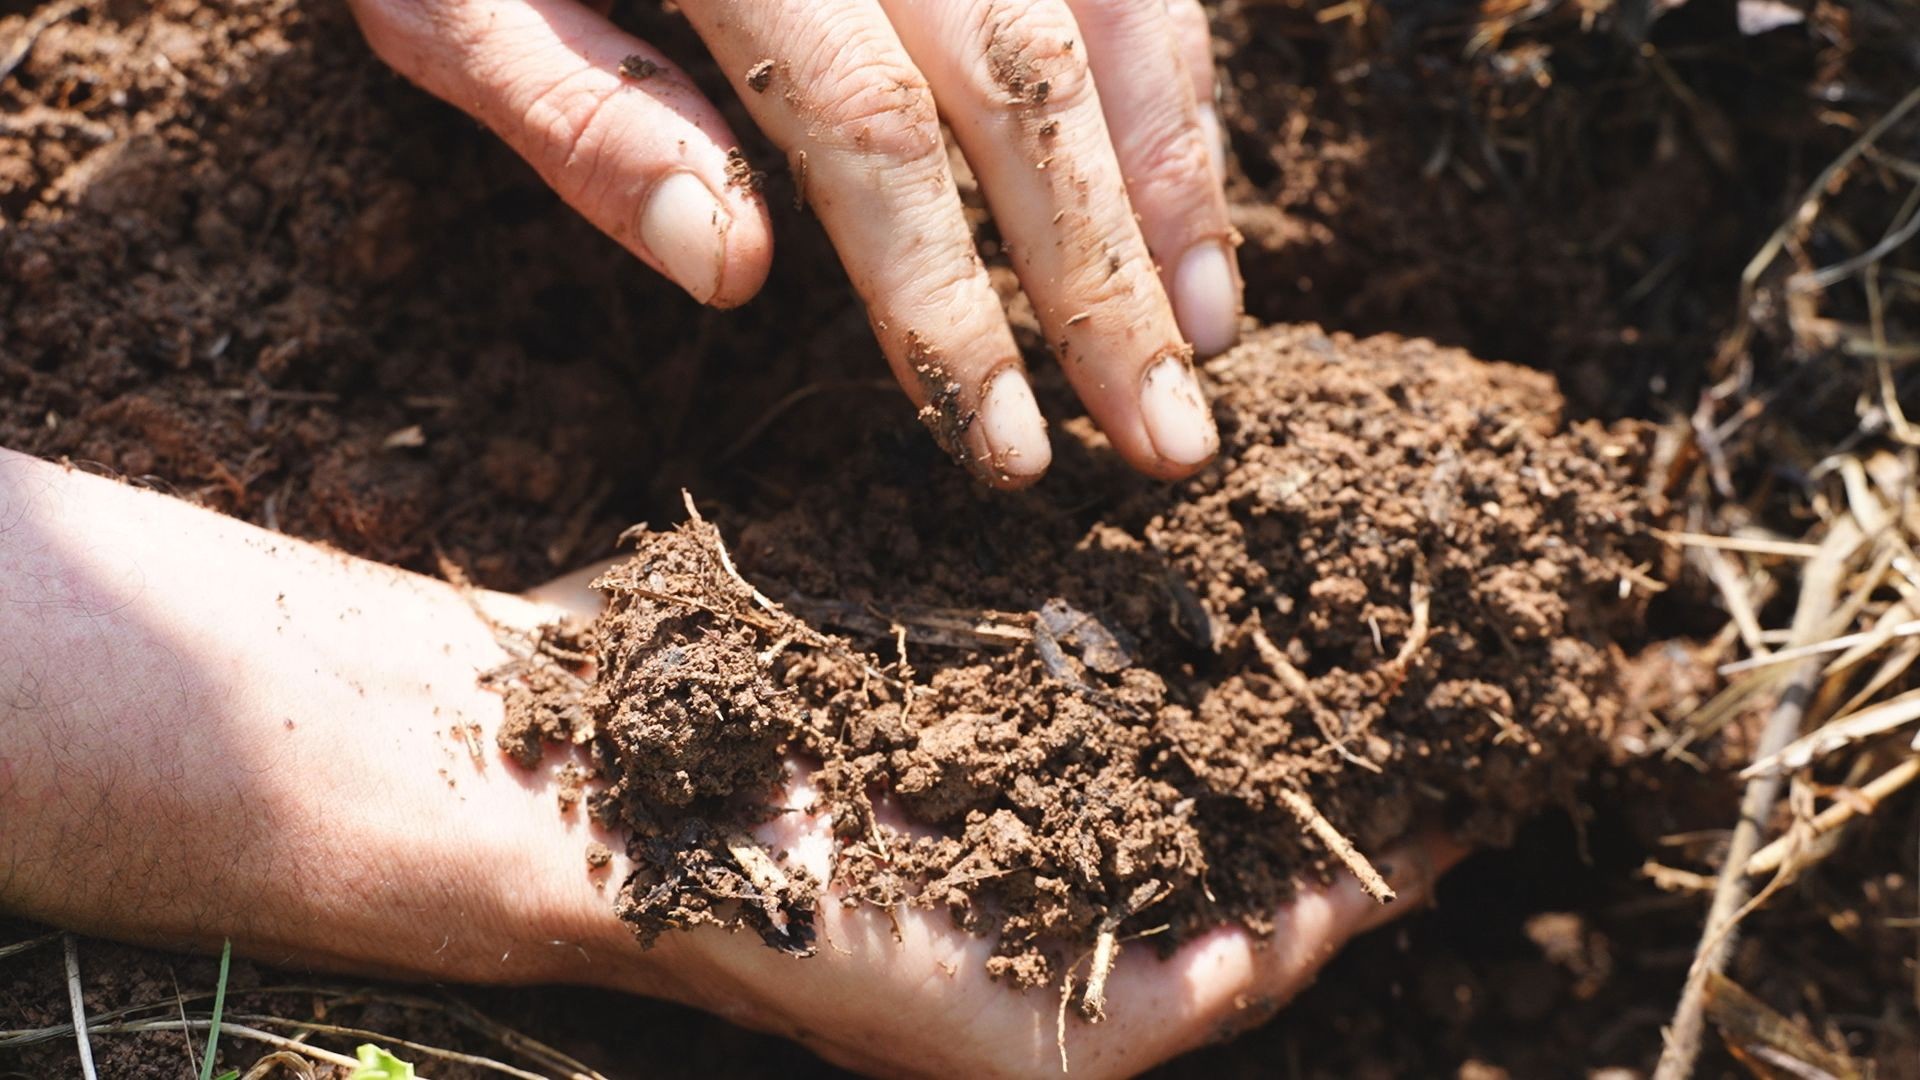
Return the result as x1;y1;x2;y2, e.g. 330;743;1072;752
883;0;1220;478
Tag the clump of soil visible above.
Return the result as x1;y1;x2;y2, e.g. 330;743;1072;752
510;325;1661;990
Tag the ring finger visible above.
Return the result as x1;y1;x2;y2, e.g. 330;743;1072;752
883;0;1221;478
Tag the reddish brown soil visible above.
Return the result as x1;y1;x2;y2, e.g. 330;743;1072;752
5;0;1919;1076
502;326;1657;989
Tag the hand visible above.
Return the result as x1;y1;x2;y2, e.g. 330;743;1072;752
0;451;1451;1078
631;765;1454;1076
346;0;1239;487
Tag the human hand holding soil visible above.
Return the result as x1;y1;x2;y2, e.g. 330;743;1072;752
345;0;1237;487
0;447;1449;1078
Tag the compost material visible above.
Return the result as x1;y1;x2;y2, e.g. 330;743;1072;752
505;325;1658;988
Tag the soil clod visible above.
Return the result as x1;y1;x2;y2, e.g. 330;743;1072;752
507;325;1660;990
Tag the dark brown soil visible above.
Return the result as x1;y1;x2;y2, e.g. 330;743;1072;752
5;0;1920;1076
501;325;1658;989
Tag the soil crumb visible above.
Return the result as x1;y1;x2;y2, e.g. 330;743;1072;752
745;59;774;93
510;325;1660;991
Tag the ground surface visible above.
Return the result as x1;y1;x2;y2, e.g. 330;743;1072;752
4;0;1920;1077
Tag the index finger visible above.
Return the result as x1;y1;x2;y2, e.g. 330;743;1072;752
676;0;1054;488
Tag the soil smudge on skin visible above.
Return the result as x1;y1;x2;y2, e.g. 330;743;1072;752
904;331;978;469
507;325;1661;991
724;148;765;193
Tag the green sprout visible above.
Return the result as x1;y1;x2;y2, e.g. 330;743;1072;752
348;1044;418;1079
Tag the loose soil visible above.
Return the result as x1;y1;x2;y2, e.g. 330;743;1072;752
5;0;1919;1077
503;325;1658;991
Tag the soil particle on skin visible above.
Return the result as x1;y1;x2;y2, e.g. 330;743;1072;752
904;331;978;468
984;25;1054;108
724;147;765;193
745;59;774;93
619;55;661;81
509;325;1661;989
490;619;599;768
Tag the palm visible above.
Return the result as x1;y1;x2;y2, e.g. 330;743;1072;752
638;767;1452;1078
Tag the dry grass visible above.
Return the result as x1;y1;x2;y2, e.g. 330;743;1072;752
1646;77;1920;1080
0;966;612;1080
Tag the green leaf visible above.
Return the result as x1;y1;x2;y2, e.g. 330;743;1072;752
198;939;232;1080
348;1044;417;1080
211;1071;239;1080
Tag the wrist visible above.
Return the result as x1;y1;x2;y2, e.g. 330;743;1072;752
0;450;645;992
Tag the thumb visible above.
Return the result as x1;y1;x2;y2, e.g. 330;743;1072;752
350;0;773;307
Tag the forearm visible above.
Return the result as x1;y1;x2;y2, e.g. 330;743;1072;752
0;449;632;985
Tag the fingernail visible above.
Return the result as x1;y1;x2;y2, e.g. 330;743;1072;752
1198;102;1227;180
1172;240;1241;358
980;367;1052;481
638;172;729;303
1140;355;1218;468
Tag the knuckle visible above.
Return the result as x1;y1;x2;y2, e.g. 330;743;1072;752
809;53;942;162
965;2;1096;117
515;70;627;201
900;250;989;322
1059;245;1160;317
1122;122;1217;227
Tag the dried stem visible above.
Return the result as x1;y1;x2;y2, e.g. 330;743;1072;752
63;935;97;1080
1251;627;1382;774
1278;788;1395;903
1745;755;1920;877
1653;519;1861;1080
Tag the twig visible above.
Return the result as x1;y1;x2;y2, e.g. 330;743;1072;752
63;935;97;1080
1738;85;1920;303
785;596;1034;649
1391;550;1432;670
1056;970;1075;1074
1654;529;1823;559
240;1051;316;1080
4;979;611;1080
1250;627;1382;774
9;1019;362;1070
1641;860;1718;894
229;1015;552;1080
1795;179;1920;292
0;931;60;962
1081;926;1119;1024
1653;519;1861;1080
0;0;82;84
1278;788;1395;903
678;491;903;691
1717;615;1920;675
1076;882;1172;1024
893;622;916;725
1701;547;1772;657
682;490;782;617
1740;687;1920;778
1745;755;1920;877
428;995;613;1080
